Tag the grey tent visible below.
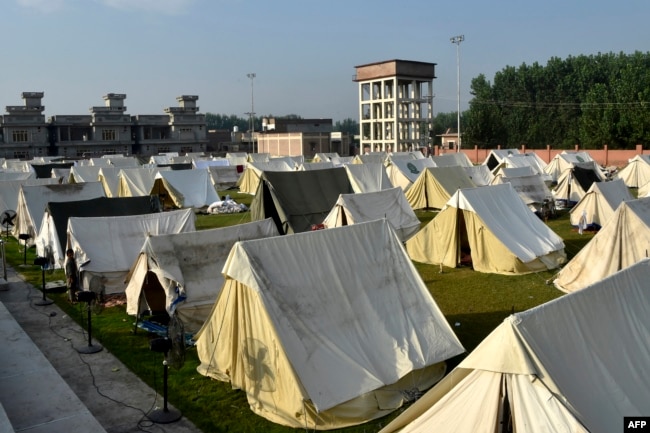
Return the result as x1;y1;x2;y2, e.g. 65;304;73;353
250;167;354;234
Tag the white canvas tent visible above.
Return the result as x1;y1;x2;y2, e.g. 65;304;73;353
544;151;603;182
247;153;270;163
406;183;566;274
0;171;35;181
463;165;493;186
380;258;650;433
552;161;605;205
430;152;472;167
322;188;421;242
482;149;520;171
405;166;477;210
343;162;393;193
206;165;240;190
568;178;633;228
124;218;280;333
0;178;58;216
195;219;464;429
614;154;650;188
13;182;106;245
236;160;294;195
554;197;650;293
299;161;335;171
490;173;554;213
225;152;248;167
151;169;220;209
68;209;196;294
385;158;436;191
117;167;168;197
68;166;102;184
97;166;121;197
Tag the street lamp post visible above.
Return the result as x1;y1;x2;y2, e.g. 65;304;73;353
246;73;256;153
450;35;464;153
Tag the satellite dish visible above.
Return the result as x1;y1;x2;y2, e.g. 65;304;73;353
1;210;17;238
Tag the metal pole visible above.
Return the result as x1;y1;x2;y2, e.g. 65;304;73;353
450;35;464;153
247;73;256;153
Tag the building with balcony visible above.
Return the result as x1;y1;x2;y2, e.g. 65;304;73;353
0;92;49;159
354;59;436;154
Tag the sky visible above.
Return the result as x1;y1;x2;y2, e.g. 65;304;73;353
2;0;649;123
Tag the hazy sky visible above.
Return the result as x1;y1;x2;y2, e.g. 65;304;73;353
3;0;648;122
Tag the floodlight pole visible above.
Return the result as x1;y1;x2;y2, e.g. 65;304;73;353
247;73;256;153
450;35;464;153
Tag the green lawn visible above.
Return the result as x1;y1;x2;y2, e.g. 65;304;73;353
5;190;595;433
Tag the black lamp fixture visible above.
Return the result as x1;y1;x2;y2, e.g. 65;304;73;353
75;290;102;354
147;338;182;424
33;256;53;306
18;233;31;267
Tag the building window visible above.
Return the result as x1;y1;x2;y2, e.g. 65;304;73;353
12;130;29;142
102;129;116;141
179;128;192;133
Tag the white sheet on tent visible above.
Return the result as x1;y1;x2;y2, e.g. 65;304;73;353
217;219;464;413
322;188;421;242
299;161;334;171
193;159;229;170
344;162;393;193
452;183;564;263
68;209;195;294
153;170;220;208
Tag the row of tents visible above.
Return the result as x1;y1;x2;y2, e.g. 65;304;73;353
2;151;650;430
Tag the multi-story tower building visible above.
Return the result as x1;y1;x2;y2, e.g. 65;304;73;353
0;92;49;159
354;59;436;154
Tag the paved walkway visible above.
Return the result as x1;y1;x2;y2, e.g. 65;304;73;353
0;266;203;433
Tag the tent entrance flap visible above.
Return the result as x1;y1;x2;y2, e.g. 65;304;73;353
140;271;167;316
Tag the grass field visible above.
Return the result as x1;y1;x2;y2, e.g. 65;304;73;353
5;189;595;433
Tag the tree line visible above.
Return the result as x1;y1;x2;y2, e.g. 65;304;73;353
206;52;650;150
464;51;650;149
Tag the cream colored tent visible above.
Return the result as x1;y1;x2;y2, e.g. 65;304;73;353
544;151;604;183
430;152;473;167
124;218;279;332
151;169;220;208
614;154;650;188
404;166;477;210
343;162;393;193
117;167;168;197
406;183;566;275
463;165;493;186
380;258;650;433
490;173;554;213
14;182;106;245
385;158;436;191
195;219;464;429
482;149;520;171
568;178;633;228
68;208;196;294
322;188;421;242
236;160;294;194
552;162;605;205
554;197;650;293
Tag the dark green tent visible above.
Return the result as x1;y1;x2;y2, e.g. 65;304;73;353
250;167;353;234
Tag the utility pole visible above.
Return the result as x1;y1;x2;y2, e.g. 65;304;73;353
246;73;256;153
450;35;464;153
